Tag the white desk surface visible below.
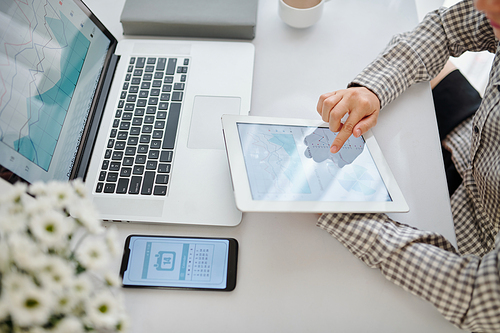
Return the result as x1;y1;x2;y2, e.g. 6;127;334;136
9;0;466;331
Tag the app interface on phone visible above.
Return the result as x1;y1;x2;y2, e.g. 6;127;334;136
123;236;229;289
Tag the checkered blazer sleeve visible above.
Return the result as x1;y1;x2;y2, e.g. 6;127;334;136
317;213;500;332
349;0;496;109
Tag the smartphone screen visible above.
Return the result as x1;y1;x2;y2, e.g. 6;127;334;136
120;235;238;291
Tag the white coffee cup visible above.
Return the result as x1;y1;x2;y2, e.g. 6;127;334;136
278;0;327;29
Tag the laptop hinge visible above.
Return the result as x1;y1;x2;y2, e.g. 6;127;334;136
73;54;120;180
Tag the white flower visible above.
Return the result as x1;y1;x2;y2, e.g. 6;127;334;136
27;181;50;197
8;233;47;272
71;274;93;304
29;210;72;249
86;291;120;329
76;238;109;271
70;178;88;199
0;182;27;205
43;181;74;208
0;295;9;321
104;271;121;287
69;203;104;234
115;313;130;332
0;195;28;233
52;316;84;333
39;256;75;289
0;240;11;271
8;283;54;327
2;271;34;294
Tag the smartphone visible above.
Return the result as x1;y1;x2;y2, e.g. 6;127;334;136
120;235;238;291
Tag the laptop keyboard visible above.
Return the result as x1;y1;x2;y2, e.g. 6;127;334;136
95;56;189;196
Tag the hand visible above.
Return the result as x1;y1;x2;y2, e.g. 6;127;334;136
317;87;380;153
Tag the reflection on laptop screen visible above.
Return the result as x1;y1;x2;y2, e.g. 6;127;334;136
0;0;111;183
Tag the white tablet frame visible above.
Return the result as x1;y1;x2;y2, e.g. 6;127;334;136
222;115;409;213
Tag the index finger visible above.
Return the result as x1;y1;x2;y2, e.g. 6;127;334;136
329;115;362;154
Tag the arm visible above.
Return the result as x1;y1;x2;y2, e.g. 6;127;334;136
318;0;496;152
318;213;500;332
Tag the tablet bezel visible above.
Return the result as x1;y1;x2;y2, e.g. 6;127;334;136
221;115;409;213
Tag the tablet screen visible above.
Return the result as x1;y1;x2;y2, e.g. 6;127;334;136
237;123;392;202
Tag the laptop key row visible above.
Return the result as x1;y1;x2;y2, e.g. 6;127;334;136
95;56;188;196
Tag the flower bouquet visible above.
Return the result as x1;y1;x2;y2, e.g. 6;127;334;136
0;180;128;332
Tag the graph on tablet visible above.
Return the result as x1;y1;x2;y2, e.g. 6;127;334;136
236;123;392;202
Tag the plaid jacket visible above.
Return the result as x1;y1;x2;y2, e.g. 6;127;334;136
318;0;500;331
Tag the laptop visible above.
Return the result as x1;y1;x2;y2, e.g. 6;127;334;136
0;0;254;226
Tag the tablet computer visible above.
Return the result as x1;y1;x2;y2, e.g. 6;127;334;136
221;115;409;213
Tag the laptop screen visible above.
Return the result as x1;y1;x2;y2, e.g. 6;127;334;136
0;0;113;184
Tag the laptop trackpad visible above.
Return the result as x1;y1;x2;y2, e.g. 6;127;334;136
188;96;241;149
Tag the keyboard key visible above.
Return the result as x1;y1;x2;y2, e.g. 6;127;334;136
120;168;132;177
115;141;125;150
172;92;183;101
101;160;109;170
123;157;134;166
119;122;130;130
160;150;173;162
133;165;145;175
148;150;159;159
174;83;185;90
166;58;177;75
116;178;129;194
104;183;116;193
130;127;141;135
107;172;118;182
150;140;161;149
129;176;142;194
152;130;163;139
125;146;136;155
112;151;123;160
96;182;104;193
158;164;171;173
162;103;181;149
154;185;167;196
156;58;166;71
146;160;157;170
136;155;147;164
109;162;121;171
117;131;128;140
156;174;169;184
136;57;146;68
141;171;155;195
